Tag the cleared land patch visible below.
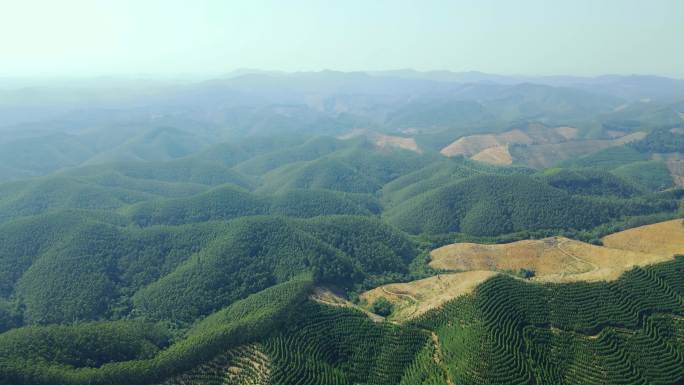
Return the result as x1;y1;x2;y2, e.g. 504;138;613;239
339;129;422;153
602;219;684;256
439;125;637;168
365;220;684;322
440;129;533;157
311;286;385;322
360;271;497;322
470;144;512;165
431;222;683;284
554;126;579;140
511;132;647;169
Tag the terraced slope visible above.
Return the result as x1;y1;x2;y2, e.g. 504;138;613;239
0;279;313;385
7;257;684;385
160;344;270;385
412;257;684;385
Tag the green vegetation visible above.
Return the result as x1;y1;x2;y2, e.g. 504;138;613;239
234;136;353;175
0;211;421;326
6;256;684;385
126;185;380;226
371;297;394;317
0;278;312;385
131;217;353;322
0;321;170;369
384;174;679;236
264;302;428;385
538;168;642;197
67;158;255;188
1;99;684;384
381;156;531;206
560;145;649;169
612;160;675;191
259;142;439;194
632;127;684;153
412;257;684;385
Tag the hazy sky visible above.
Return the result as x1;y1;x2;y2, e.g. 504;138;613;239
1;0;683;78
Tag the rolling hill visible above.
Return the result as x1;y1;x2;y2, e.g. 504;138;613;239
2;71;684;385
383;174;679;236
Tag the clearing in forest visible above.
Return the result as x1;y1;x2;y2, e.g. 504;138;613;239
602;219;684;256
311;286;385;322
470;144;513;165
339;129;422;153
360;271;497;322
429;236;675;283
362;219;684;322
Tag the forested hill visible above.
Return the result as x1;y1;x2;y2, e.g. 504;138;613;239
1;72;684;384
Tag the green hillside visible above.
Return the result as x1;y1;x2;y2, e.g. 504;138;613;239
126;185;380;226
537;168;643;197
234;136;353;175
612;160;675;191
381;157;531;206
1;80;684;385
5;257;684;385
0;209;421;326
66;158;255;187
384;174;679;236
0;278;313;385
260;158;382;193
561;145;650;169
0;177;153;222
412;256;684;385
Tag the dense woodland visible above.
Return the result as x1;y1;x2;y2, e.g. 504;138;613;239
1;72;684;384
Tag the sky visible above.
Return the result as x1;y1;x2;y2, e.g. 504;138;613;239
1;0;683;78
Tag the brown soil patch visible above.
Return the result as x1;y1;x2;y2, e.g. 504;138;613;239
440;124;582;166
470;145;512;165
606;130;627;138
340;129;421;153
512;132;648;169
440;130;533;157
431;220;684;283
613;131;647;144
602;219;684;257
554;126;579;140
375;133;421;153
360;220;683;322
360;271;497;322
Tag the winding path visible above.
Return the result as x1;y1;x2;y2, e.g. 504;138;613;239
381;286;419;302
556;238;600;274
